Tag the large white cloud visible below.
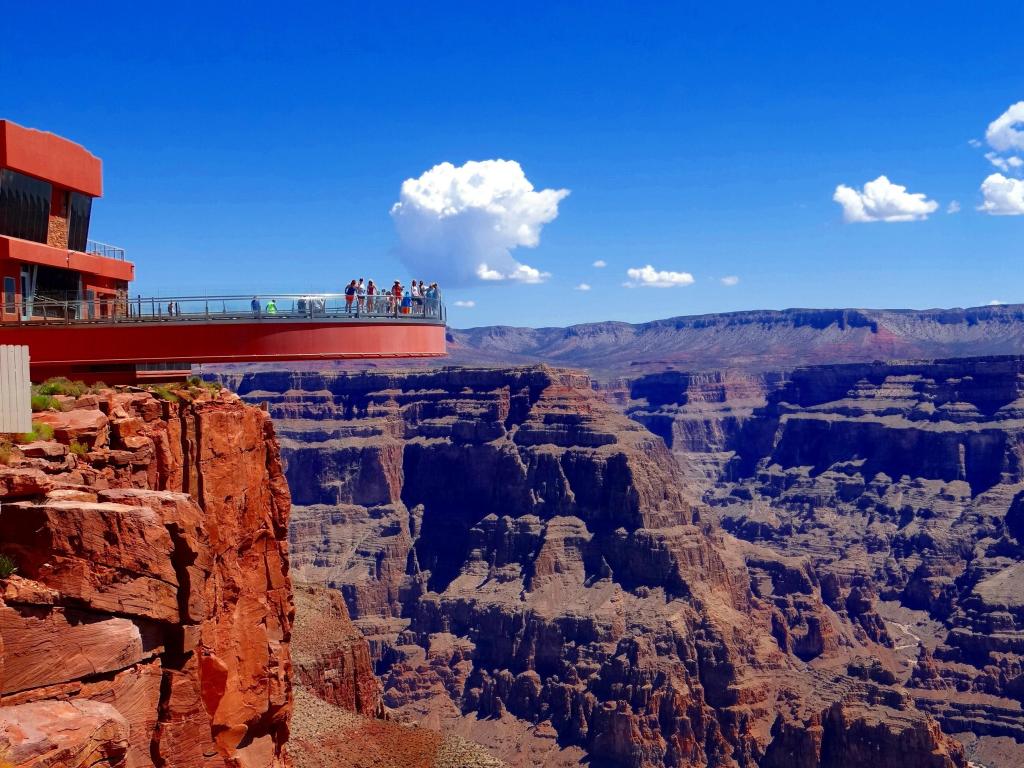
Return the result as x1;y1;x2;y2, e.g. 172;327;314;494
986;102;1024;154
978;173;1024;215
390;159;568;286
625;265;695;288
832;175;939;222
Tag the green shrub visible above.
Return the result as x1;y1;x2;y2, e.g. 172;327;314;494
69;439;88;457
0;553;17;579
31;394;59;412
151;385;180;403
15;421;55;444
188;375;222;393
36;377;88;397
0;442;12;465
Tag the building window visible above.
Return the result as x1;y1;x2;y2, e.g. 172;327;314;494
3;276;14;315
0;169;52;244
67;192;92;252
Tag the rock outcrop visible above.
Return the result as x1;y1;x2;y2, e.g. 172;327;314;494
220;366;965;768
0;385;292;768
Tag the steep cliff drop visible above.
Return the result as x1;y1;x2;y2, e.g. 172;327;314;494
0;385;292;768
220;366;966;768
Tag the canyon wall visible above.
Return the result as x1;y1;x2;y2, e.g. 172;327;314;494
0;386;292;768
686;355;1024;768
220;366;966;768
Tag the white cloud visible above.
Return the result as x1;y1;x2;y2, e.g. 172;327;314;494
592;259;607;268
453;300;476;308
720;275;740;286
476;264;504;281
475;262;550;283
986;102;1024;153
985;151;1024;173
625;265;695;288
832;175;939;222
978;173;1024;215
969;138;983;148
391;159;568;286
989;299;1005;306
574;282;591;291
946;200;961;214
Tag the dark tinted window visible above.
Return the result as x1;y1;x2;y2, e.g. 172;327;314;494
0;169;51;243
68;191;92;251
3;276;14;314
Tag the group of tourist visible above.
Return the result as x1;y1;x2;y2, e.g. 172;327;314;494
247;279;442;319
342;278;441;317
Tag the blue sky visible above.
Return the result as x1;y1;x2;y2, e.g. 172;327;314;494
2;2;1022;328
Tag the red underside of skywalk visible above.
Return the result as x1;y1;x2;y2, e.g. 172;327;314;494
1;320;447;383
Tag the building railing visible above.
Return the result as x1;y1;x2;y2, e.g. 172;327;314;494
0;293;447;326
85;239;127;260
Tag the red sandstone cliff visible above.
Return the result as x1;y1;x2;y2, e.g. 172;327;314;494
0;385;293;768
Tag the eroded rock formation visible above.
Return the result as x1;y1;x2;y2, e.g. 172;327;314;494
221;366;966;768
700;356;1024;767
0;386;292;768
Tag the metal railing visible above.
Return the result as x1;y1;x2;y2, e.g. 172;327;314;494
85;240;127;260
0;293;447;326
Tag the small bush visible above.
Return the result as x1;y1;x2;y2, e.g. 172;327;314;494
188;375;222;393
36;377;88;397
69;439;88;457
0;553;17;579
151;385;180;403
15;421;56;444
0;442;12;465
31;394;59;412
88;381;109;393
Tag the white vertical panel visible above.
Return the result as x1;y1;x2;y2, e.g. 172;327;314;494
0;345;32;434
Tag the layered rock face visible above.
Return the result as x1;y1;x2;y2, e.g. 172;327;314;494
221;366;965;768
624;370;785;487
0;387;292;767
703;355;1024;767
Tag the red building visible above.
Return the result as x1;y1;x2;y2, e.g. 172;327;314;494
0;120;446;382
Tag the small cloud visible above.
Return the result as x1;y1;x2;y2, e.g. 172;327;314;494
978;173;1024;216
833;175;939;222
574;283;591;291
476;263;550;283
989;299;1005;306
625;265;695;288
453;300;476;308
968;138;983;148
986;101;1024;153
947;200;961;214
985;151;1024;173
720;275;740;287
476;264;504;281
592;259;607;268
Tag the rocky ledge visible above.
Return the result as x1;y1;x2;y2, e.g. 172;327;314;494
0;385;292;768
220;365;966;768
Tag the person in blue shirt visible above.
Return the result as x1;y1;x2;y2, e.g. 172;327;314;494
251;296;260;317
